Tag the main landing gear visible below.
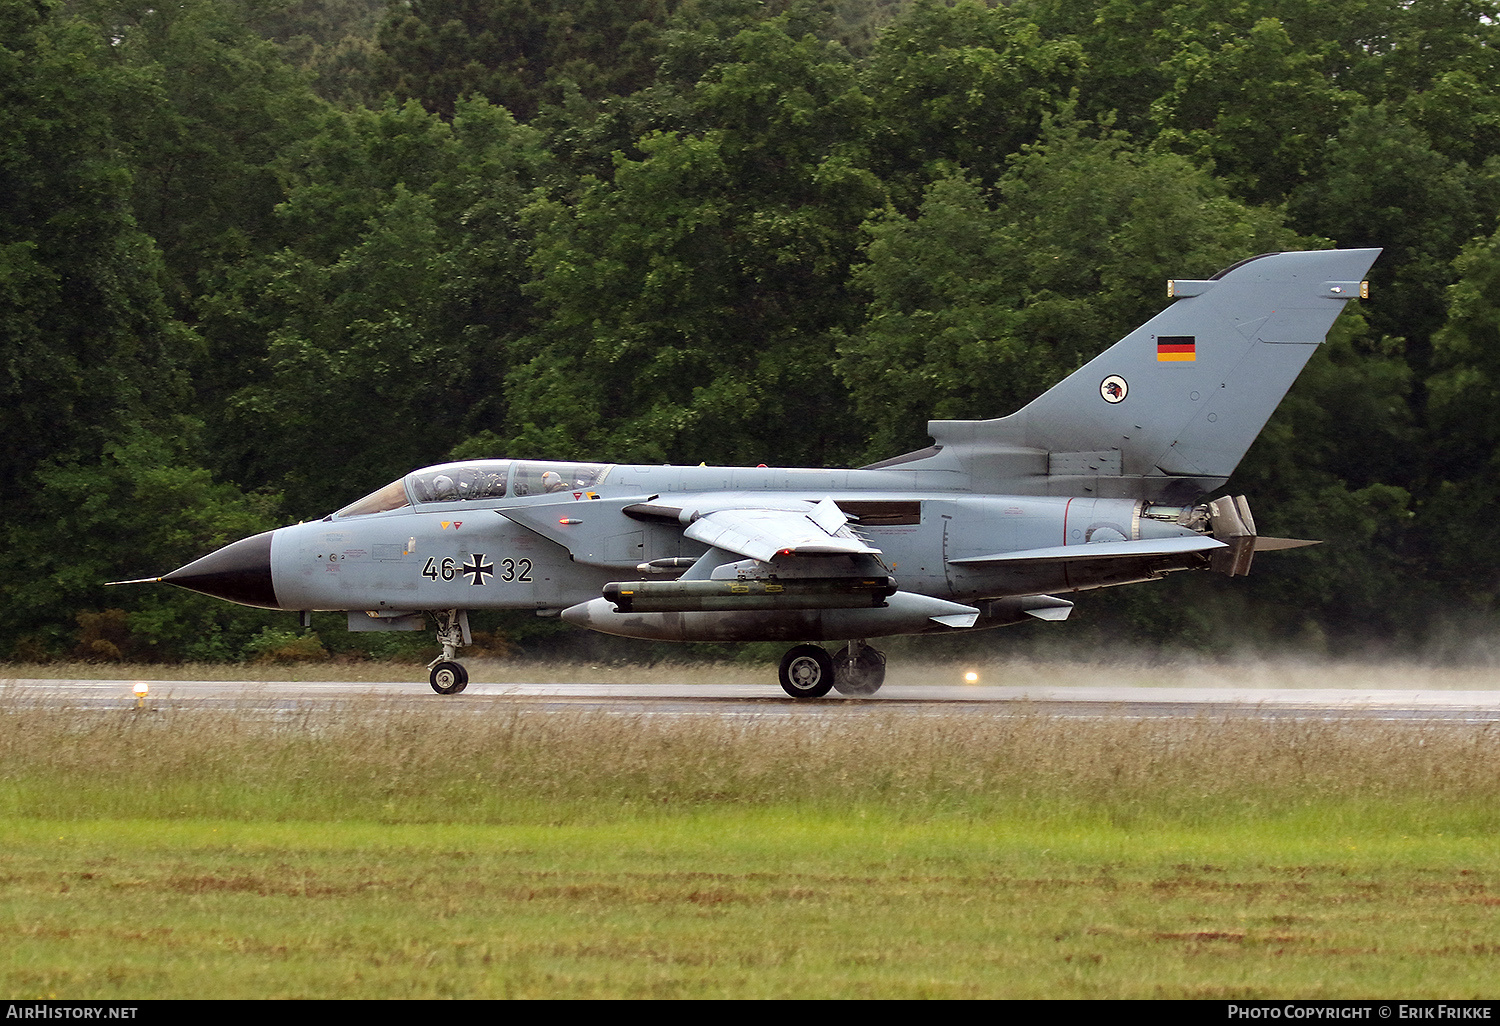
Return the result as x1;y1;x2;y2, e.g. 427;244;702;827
427;609;469;694
777;640;887;699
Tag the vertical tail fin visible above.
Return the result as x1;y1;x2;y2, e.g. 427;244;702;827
915;248;1380;500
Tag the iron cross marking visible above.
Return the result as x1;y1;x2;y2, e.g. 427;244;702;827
460;554;495;586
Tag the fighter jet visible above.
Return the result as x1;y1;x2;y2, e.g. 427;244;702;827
122;248;1379;698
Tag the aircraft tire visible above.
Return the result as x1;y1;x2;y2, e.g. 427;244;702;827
832;644;886;696
779;645;834;699
430;661;469;695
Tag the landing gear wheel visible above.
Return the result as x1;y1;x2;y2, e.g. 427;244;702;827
779;645;834;699
832;644;886;697
430;661;469;695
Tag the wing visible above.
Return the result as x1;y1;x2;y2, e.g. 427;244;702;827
495;493;884;570
681;497;880;563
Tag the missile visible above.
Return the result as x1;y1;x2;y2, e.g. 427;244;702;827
602;576;898;613
561;589;980;643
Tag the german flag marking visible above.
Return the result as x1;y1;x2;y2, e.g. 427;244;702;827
1157;335;1196;362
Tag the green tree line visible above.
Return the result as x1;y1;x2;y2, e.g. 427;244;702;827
4;0;1498;662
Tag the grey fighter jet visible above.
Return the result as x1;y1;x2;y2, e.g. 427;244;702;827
125;248;1379;698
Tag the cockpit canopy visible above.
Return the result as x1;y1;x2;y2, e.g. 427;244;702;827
333;460;611;518
408;462;511;504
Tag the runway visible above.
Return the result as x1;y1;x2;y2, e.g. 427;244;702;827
7;677;1500;721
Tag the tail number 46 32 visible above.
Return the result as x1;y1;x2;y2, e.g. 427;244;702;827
421;555;532;584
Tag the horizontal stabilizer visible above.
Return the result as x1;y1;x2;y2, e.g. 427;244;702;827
949;535;1225;566
1254;537;1321;552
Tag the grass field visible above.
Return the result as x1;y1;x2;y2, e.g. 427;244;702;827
4;660;1500;998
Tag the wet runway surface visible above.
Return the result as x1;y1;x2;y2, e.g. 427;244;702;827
7;677;1500;722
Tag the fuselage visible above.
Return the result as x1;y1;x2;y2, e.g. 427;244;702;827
180;458;1206;637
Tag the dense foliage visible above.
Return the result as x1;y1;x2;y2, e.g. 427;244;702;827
5;0;1499;661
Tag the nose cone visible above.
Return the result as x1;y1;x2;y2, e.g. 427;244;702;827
162;530;281;609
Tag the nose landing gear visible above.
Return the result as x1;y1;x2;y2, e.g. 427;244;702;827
429;660;468;694
426;609;470;694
